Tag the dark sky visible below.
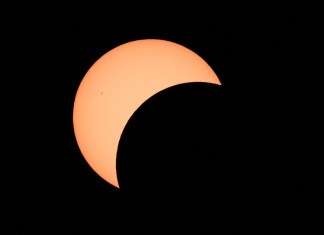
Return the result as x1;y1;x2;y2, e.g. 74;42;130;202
3;2;323;234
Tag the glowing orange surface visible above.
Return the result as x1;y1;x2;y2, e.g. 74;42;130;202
73;39;221;188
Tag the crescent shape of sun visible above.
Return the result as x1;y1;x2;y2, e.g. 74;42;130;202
73;39;221;188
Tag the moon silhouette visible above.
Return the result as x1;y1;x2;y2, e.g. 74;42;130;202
73;39;221;188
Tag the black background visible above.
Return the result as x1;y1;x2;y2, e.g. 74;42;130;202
3;2;323;234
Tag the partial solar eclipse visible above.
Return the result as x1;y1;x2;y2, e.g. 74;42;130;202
73;39;221;188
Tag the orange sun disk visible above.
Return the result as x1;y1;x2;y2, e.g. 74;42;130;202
73;39;221;188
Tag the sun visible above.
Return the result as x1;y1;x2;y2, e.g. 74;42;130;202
73;39;221;188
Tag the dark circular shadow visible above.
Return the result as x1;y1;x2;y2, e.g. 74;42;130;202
116;82;274;232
